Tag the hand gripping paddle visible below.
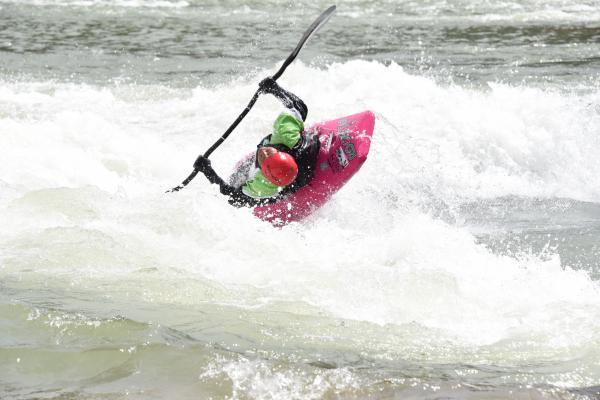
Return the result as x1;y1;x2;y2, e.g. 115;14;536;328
168;5;336;193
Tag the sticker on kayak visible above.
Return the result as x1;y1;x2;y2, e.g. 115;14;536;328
320;117;360;172
328;134;357;172
335;147;348;168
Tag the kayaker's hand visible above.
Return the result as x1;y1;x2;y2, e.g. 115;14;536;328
193;155;211;173
258;77;277;93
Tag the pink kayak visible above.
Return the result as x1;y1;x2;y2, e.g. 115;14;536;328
232;111;375;225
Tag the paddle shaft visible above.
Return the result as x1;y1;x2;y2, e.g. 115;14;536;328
203;91;260;159
168;5;336;193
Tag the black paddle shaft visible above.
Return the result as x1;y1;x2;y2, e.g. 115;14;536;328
168;5;336;193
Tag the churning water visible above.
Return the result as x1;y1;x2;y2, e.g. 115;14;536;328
1;1;600;399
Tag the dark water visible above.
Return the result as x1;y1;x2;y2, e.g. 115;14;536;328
1;0;599;88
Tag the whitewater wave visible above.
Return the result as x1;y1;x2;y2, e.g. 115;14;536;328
1;61;600;358
4;60;599;203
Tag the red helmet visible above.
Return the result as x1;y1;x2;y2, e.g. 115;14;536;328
261;152;298;186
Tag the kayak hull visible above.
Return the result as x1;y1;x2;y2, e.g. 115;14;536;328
251;110;375;225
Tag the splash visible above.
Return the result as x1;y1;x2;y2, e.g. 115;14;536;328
2;61;600;397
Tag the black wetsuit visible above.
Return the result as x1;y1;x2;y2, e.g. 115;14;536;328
199;80;320;207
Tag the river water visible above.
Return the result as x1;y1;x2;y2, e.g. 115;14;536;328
1;1;600;399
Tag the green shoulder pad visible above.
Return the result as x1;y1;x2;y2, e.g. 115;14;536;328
242;170;281;199
270;113;303;149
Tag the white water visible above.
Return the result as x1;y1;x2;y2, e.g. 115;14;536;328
2;61;600;397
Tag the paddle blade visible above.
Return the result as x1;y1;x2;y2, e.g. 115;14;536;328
273;5;336;80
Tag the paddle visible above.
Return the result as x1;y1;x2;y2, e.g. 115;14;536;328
167;5;336;193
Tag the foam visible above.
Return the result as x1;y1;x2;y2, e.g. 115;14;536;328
1;61;600;357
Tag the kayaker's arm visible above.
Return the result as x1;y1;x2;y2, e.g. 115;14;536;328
259;78;308;121
194;156;269;207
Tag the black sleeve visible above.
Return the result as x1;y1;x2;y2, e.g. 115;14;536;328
263;82;308;121
201;163;273;208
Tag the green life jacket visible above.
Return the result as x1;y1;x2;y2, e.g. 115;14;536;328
255;129;320;196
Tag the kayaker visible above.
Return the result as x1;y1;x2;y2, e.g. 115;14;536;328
193;77;320;207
